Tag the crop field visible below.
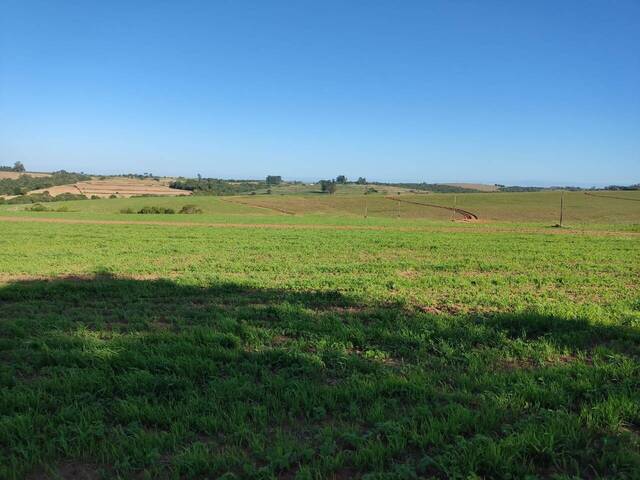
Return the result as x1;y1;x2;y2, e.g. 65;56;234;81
0;172;51;180
27;178;192;198
0;192;639;479
2;190;639;229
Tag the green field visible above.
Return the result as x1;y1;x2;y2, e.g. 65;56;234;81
1;192;639;478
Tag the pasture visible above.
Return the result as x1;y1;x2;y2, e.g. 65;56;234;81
0;191;639;479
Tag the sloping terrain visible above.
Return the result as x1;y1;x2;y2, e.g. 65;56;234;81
0;171;51;179
29;178;191;198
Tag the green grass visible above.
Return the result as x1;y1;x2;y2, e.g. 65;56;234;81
2;190;636;230
0;195;639;478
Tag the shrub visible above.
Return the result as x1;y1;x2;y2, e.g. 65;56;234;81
179;204;203;214
120;208;134;214
109;194;118;199
137;206;175;214
28;203;49;212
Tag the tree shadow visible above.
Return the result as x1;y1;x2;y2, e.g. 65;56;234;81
1;275;638;479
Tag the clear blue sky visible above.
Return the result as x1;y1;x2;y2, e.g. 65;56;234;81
1;0;638;185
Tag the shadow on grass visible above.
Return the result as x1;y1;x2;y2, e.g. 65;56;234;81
0;275;638;479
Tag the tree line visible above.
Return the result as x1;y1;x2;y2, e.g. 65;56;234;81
169;178;264;195
0;161;25;172
0;170;90;196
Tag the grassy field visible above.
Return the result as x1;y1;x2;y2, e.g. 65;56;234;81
0;192;639;479
2;190;639;227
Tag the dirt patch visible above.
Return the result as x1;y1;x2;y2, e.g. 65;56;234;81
27;461;102;480
0;272;174;284
499;354;592;371
417;304;466;315
398;269;419;279
28;178;191;198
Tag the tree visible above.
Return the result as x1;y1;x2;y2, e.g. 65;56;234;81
266;175;282;185
356;177;367;184
13;161;25;172
335;175;347;184
320;180;337;194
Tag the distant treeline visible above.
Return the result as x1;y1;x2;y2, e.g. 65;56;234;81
0;161;25;172
378;182;483;193
497;184;640;192
0;192;89;205
496;186;583;192
109;173;159;180
0;171;90;196
169;178;264;195
603;184;640;191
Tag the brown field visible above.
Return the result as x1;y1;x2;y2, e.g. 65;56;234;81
29;178;191;198
0;171;51;179
225;194;455;219
444;183;499;192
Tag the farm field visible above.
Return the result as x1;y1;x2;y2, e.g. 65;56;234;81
1;190;639;230
0;171;51;180
0;192;639;479
28;178;191;198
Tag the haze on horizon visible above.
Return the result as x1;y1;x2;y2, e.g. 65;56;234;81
1;0;638;186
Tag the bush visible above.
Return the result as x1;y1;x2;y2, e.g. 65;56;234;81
27;203;72;212
0;170;91;196
109;194;118;199
120;208;134;214
320;180;337;194
137;206;175;214
28;203;49;212
91;195;100;200
179;204;203;214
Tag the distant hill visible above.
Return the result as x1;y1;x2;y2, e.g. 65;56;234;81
443;183;498;192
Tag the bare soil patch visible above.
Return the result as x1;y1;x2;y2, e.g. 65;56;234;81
444;183;499;192
28;178;191;198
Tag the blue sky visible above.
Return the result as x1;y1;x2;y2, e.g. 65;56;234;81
1;1;638;185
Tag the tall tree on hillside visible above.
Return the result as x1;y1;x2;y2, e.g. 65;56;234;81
335;175;347;184
266;175;282;185
356;177;367;184
13;161;25;172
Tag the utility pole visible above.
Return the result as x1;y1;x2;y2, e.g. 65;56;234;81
559;191;565;227
364;197;368;219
